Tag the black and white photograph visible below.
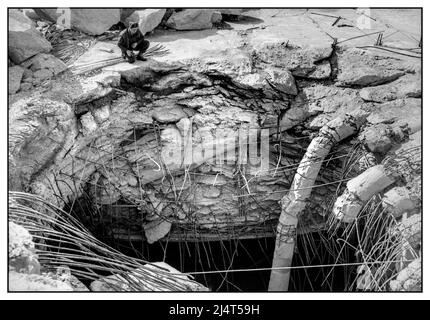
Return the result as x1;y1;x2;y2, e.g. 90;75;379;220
3;2;425;300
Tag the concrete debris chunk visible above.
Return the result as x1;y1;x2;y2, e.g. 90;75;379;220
9;66;25;94
144;219;173;244
166;9;215;30
8;9;52;64
126;9;167;35
34;9;120;35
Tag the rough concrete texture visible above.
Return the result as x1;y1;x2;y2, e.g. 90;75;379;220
336;48;415;87
359;123;397;155
9;66;25;94
382;187;416;218
43;266;89;291
9;271;74;291
126;9;167;35
217;9;249;16
211;11;222;24
9;222;40;275
333;127;421;224
144;220;173;244
22;53;67;75
166;9;215;30
10;53;69;92
8;222;88;291
9;222;34;257
389;257;421;291
34;8;120;35
8;10;52;64
333;165;396;223
359;73;421;102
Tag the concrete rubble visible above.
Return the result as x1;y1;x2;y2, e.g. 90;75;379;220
166;9;216;30
8;9;52;64
8;222;87;291
34;8;121;35
126;9;167;35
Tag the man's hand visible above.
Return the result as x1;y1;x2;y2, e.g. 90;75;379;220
126;50;134;56
131;43;137;49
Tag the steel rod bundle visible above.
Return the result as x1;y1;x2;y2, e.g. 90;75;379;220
9;191;207;291
69;44;170;75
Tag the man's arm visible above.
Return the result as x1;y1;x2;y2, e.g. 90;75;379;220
117;31;128;52
132;30;147;49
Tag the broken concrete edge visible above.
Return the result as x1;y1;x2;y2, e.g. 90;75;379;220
9;271;74;291
9;53;70;95
8;10;52;64
9;16;422;234
389;256;421;291
8;221;40;275
382;186;417;218
144;219;173;244
66;70;122;105
8;221;89;291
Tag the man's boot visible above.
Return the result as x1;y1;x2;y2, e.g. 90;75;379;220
136;53;147;61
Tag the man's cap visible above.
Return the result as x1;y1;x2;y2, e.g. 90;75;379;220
129;22;139;29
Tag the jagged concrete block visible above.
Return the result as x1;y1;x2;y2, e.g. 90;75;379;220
211;11;222;23
34;9;120;35
389;257;421;291
144;219;172;244
166;9;214;30
346;165;395;201
8;10;52;64
22;53;67;76
382;187;415;218
9;66;24;94
9;222;40;275
336;48;412;87
126;9;166;35
9;271;74;291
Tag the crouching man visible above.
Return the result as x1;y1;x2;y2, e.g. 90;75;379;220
118;22;150;63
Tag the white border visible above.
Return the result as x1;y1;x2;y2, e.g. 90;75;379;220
1;0;427;300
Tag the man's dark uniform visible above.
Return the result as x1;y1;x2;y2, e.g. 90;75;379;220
118;23;150;63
